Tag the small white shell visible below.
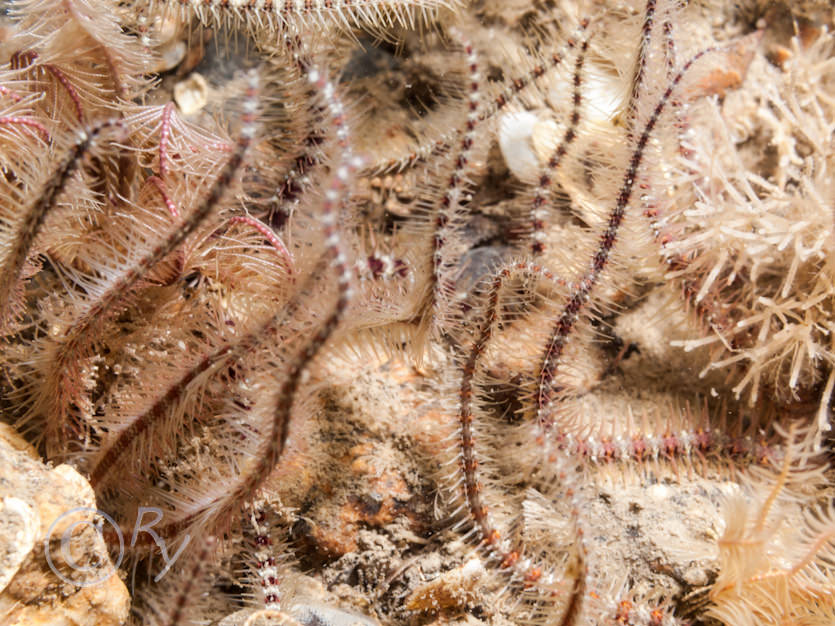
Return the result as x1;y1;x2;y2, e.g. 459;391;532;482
499;111;562;183
498;111;540;182
174;73;209;115
155;41;186;73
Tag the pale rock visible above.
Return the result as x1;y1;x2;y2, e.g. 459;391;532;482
0;433;130;626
